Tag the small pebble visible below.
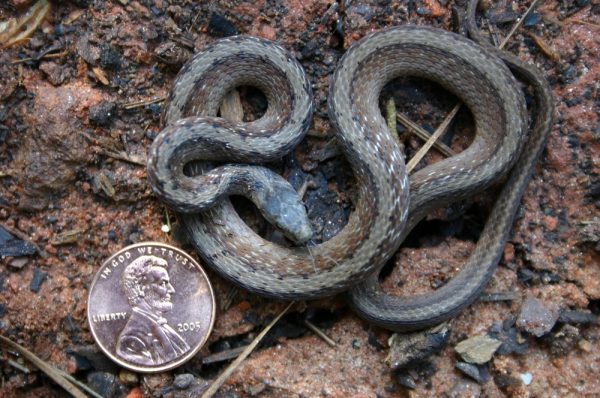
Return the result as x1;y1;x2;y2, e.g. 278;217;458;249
455;362;485;384
386;325;450;370
246;382;266;396
0;226;38;257
87;372;128;398
9;257;29;269
99;44;122;70
455;335;502;364
173;373;194;390
546;324;580;356
523;12;541;27
30;268;47;293
208;13;238;37
578;339;592;352
516;295;560;337
520;372;533;385
395;373;416;389
89;101;116;127
118;369;138;386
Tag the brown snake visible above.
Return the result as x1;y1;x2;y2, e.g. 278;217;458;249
147;0;554;330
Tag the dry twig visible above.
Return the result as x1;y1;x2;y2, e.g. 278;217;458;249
399;0;543;170
0;335;88;398
122;96;166;110
406;104;460;173
201;302;296;398
304;320;337;347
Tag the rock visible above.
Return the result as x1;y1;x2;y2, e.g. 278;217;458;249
523;12;541;27
246;382;266;396
0;226;37;257
455;362;489;384
29;268;47;292
520;373;533;385
544;324;580;356
39;62;72;86
578;217;600;252
8;257;29;269
86;372;128;398
489;324;528;356
13;80;97;210
99;44;122;70
76;34;101;64
494;373;523;393
578;339;592;352
395;373;416;389
153;42;192;68
208;14;238;37
173;373;194;390
516;295;560;337
142;373;173;395
67;345;118;372
386;325;450;370
89;101;116;127
454;335;502;364
118;369;138;387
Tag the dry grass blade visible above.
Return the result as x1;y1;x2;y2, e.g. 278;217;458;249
201;301;296;398
11;50;69;65
499;0;542;49
202;345;248;365
0;0;50;48
528;32;560;61
122;96;166;110
568;19;600;29
406;104;460;173
396;113;456;158
55;368;104;398
0;335;88;398
400;0;541;171
220;89;244;122
96;149;147;166
304;320;337;347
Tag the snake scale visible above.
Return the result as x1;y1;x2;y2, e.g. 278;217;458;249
147;0;554;331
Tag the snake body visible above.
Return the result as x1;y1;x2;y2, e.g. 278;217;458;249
148;35;411;298
148;1;553;329
348;2;554;331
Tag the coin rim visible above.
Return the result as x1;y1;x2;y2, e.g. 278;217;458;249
87;241;216;373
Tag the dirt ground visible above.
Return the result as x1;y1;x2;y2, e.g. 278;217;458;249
0;0;599;397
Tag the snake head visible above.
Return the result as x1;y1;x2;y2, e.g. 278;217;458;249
259;181;313;245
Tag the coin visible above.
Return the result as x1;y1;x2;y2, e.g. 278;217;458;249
87;242;215;373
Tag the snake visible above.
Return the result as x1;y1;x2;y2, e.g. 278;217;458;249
147;0;554;330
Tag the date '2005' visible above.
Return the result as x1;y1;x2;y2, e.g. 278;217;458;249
177;322;203;332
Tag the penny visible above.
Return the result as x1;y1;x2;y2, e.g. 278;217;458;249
87;242;215;373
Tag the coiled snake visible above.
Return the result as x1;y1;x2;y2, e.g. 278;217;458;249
147;0;554;331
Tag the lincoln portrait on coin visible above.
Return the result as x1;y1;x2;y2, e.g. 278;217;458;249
116;255;190;366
